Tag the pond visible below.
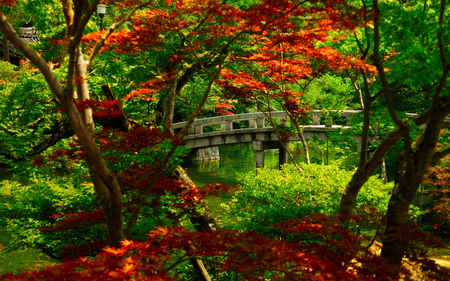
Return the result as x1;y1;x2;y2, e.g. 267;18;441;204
182;142;359;186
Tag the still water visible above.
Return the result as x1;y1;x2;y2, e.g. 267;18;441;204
182;143;358;186
182;143;304;186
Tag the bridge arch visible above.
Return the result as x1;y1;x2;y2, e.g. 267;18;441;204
173;110;446;168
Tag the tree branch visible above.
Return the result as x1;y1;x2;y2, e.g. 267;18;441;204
87;0;154;66
0;11;65;101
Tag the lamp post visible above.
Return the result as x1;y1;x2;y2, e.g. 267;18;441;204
97;4;107;30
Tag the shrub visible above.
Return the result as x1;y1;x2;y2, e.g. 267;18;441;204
222;163;418;240
0;174;102;260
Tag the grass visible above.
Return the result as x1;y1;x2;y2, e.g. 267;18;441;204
0;229;59;275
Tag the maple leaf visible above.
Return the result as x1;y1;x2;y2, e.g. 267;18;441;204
104;247;127;256
121;239;134;247
122;262;137;273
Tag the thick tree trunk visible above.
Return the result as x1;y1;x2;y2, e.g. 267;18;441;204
3;36;9;62
381;110;449;267
380;175;420;266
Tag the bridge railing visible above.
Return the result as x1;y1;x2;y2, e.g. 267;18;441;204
172;110;363;135
172;110;450;136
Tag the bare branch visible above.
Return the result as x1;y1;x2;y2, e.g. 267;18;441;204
432;147;450;164
437;0;448;68
61;0;74;32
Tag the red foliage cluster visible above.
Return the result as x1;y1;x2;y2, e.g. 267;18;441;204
0;0;15;7
74;99;124;119
425;155;450;237
61;239;109;261
122;71;177;102
214;101;235;116
40;209;106;233
30;125;238;260
80;0;373;108
11;1;427;279
94;127;183;157
423;130;450;237
4;214;448;280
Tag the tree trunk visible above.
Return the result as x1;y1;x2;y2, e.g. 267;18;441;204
173;166;215;280
338;128;403;216
74;46;125;248
101;83;134;132
163;78;177;135
381;110;449;268
292;119;310;165
380;176;420;266
3;36;9;62
0;11;126;247
174;167;221;231
190;258;212;281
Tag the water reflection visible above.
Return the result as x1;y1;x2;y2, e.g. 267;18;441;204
182;143;287;186
182;143;358;186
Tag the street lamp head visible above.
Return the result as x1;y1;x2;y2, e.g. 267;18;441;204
97;4;107;19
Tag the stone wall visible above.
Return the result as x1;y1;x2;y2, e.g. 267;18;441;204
189;147;220;162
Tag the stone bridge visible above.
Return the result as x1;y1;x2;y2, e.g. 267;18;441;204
172;110;447;168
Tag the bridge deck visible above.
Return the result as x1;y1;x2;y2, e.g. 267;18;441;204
173;110;450;150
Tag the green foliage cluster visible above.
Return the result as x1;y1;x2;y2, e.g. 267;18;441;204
0;132;193;261
0;171;100;260
221;164;422;240
303;74;357;110
0;61;68;166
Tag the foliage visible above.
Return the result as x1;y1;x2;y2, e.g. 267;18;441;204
0;60;66;165
221;163;424;240
0;121;240;261
0;172;101;260
3;215;449;280
303;73;357;110
424;131;450;238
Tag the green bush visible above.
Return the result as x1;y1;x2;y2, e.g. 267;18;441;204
0;173;102;260
221;164;396;239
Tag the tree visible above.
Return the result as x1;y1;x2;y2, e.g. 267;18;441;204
336;0;450;271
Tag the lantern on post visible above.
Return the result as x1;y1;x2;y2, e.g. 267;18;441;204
97;4;107;30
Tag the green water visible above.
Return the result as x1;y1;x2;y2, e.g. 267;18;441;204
182;143;359;186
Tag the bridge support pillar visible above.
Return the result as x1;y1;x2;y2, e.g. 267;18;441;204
252;141;265;168
279;142;289;169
